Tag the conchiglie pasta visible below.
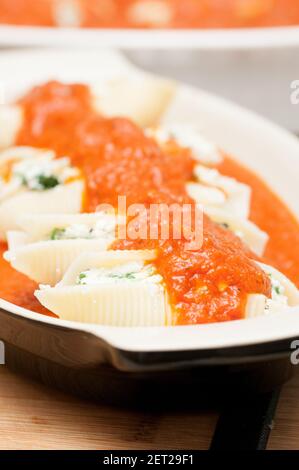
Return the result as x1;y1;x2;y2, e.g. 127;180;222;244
36;282;170;326
6;230;28;249
5;239;112;286
16;212;121;242
35;250;172;326
257;262;299;307
4;212;123;285
0;146;84;240
187;165;251;219
60;249;157;285
245;262;299;318
0;146;55;166
0;147;56;203
245;294;268;319
146;124;223;165
204;207;269;256
0;76;175;145
91;74;176;127
0;106;23;149
0;180;84;240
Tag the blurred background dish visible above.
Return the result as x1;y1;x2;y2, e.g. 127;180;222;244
0;2;298;131
1;0;299;30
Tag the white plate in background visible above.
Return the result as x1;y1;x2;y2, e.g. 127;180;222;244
0;24;299;49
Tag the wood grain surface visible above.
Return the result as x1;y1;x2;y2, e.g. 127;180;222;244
0;366;217;450
0;365;298;450
268;368;299;450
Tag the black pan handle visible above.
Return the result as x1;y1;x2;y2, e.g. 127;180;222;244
210;388;281;450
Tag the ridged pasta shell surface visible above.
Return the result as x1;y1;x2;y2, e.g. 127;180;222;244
5;239;113;286
4;212;122;284
35;250;171;326
205;207;269;256
245;262;299;318
36;283;170;326
188;165;251;219
0;181;84;240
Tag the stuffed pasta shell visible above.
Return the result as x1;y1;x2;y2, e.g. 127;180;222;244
0;77;175;149
146;125;251;218
35;250;172;326
0;146;84;239
245;262;299;318
4;212;125;285
0;105;23;149
146;124;223;165
91;74;176;128
204;207;269;257
187;165;251;219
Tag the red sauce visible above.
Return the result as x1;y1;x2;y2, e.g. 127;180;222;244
217;157;299;285
0;0;54;27
1;0;299;29
0;243;56;317
80;0;299;29
113;214;270;324
17;81;93;155
0;80;297;324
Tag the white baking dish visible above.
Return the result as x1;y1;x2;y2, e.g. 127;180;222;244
0;48;298;355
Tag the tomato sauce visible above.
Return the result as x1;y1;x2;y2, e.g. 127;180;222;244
217;157;299;285
80;0;299;29
0;0;54;27
0;243;56;316
1;0;299;29
0;80;297;324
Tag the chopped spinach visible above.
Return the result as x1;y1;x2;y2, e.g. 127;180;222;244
124;272;136;279
77;273;87;285
50;228;66;240
19;173;60;191
37;174;60;190
109;272;136;280
273;285;282;295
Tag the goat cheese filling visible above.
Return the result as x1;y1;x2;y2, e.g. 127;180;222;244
76;262;162;285
12;156;79;191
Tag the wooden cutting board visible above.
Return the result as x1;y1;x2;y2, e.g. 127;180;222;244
0;365;298;449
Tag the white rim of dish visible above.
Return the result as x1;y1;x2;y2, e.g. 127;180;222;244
1;298;299;353
0;25;299;49
0;48;298;353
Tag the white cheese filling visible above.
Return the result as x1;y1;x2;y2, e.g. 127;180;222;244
189;164;251;219
265;274;288;313
49;218;117;241
76;261;162;286
246;262;299;318
11;155;79;191
146;124;222;165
